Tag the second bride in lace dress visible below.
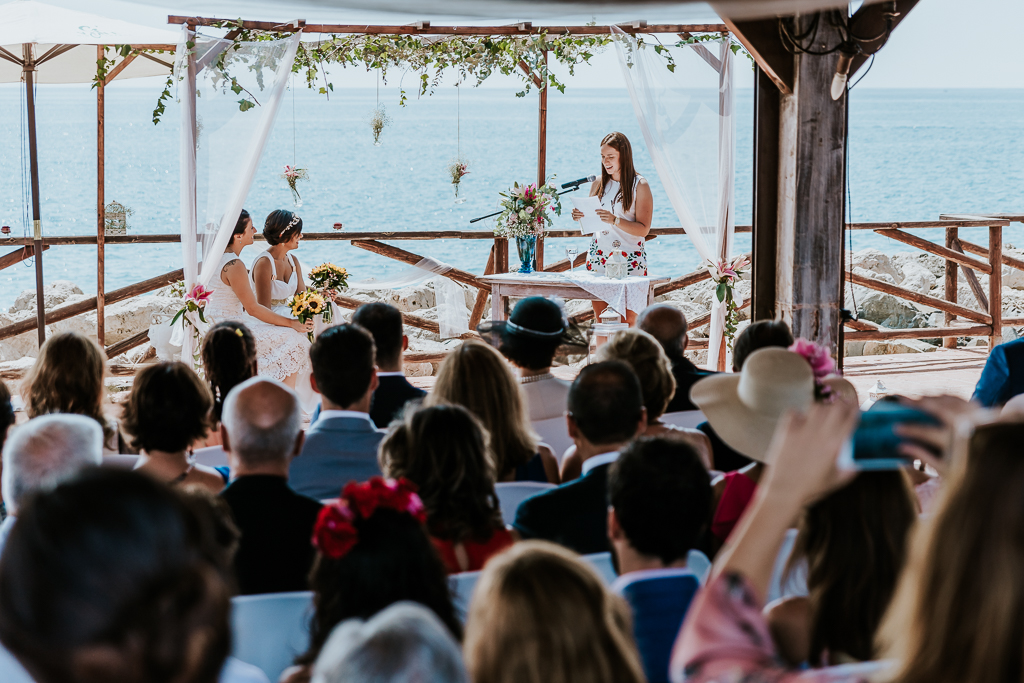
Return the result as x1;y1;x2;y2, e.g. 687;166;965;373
204;210;313;390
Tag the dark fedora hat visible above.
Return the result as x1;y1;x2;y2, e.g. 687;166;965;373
477;297;588;352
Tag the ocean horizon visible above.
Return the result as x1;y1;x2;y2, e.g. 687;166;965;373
1;85;1022;309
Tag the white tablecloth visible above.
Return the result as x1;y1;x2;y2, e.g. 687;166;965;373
560;271;654;315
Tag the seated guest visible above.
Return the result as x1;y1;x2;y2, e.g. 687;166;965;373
972;337;1024;407
0;414;103;556
310;603;469;683
123;362;226;494
691;348;855;550
595;329;714;470
21;330;124;454
608;437;712;576
698;320;795;472
637;303;714;412
380;405;512;573
513;362;646;555
0;468;231;683
427;340;558;483
766;471;916;666
201;321;257;447
219;377;321;595
351;303;426;428
477;296;586;421
292;324;383;499
464;541;646;683
281;478;461;683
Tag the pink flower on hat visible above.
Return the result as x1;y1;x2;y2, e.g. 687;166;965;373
789;338;835;379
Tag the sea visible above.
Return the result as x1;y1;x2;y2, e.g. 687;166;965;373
0;84;1022;310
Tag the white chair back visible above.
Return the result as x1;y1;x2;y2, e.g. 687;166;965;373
494;482;556;525
685;548;712;585
0;645;32;683
766;528;801;604
102;454;140;469
659;411;706;429
581;551;617;585
449;569;482;621
231;591;313;681
194;445;228;467
531;416;573;464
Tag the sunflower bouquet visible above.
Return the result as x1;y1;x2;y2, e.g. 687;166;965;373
308;263;349;323
288;289;328;341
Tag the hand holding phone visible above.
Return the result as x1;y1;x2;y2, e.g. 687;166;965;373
840;402;941;471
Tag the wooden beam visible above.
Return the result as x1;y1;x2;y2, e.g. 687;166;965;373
468;246;495;330
751;65;779;320
0;245;48;271
850;219;1006;230
848;0;921;77
332;294;440;334
517;60;542;88
97;45;106;347
843;325;989;341
404;351;450;364
105;329;149;358
719;17;793;94
102;51;141;85
944;226;958;348
0;269;183;342
544;252;588;273
653;267;714;297
847;270;991;325
958;238;1024;273
874;228;992;274
989;225;1003;349
351;240;491;292
949;238;988;311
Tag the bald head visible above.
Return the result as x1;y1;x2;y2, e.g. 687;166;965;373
637;304;688;359
221;378;303;468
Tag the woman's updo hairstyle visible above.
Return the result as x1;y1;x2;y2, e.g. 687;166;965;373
201;321;257;424
229;209;251;244
264;209;302;246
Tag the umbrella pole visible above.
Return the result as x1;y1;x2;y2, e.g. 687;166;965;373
97;45;105;347
22;43;45;348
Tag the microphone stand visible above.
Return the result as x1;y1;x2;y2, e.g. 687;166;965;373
468;184;584;225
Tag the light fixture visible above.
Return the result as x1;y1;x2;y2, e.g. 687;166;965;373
830;50;855;100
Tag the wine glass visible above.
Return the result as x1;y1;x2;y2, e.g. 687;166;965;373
565;246;580;273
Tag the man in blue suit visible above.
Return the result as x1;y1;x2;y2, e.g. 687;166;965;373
973;337;1024;407
290;323;385;500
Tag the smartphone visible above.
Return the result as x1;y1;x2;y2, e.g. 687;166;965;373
839;402;941;470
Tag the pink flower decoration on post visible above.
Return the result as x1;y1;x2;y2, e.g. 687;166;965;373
186;284;212;306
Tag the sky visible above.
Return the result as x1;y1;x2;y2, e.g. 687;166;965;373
7;0;1023;90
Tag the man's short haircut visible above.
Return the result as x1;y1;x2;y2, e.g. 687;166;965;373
311;601;468;683
221;378;302;466
567;361;644;446
352;303;404;368
636;304;688;359
732;320;794;371
1;414;103;513
608;437;712;565
310;324;376;409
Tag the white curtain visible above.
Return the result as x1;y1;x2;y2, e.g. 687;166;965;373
611;28;735;370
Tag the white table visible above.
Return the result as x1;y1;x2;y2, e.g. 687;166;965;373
479;271;669;322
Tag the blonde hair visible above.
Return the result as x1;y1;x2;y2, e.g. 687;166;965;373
597;329;676;421
877;421;1024;683
426;340;537;480
22;331;112;442
464;541;645;683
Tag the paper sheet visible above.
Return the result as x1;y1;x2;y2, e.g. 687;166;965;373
571;195;604;235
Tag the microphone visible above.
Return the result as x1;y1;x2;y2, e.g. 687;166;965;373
561;175;597;189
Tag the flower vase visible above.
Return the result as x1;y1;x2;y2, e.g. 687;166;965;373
516;235;537;274
289;186;303;208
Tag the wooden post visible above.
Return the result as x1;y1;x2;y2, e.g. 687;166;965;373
989;224;1002;350
96;45;106;347
751;65;780;322
494;237;508;274
944;226;958;348
468;245;495;329
22;44;46;347
536;49;548;271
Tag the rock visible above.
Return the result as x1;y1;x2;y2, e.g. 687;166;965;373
862;339;937;355
891;252;944;281
853;290;929;329
851;248;903;283
844;341;866;357
965;337;988;348
851;266;896;286
9;281;85;314
1003;248;1024;289
898;261;937;294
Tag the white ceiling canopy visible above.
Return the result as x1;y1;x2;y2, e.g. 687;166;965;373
0;0;178;84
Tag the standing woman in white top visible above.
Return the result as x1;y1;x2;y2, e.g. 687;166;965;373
571;131;654;326
252;209;308;317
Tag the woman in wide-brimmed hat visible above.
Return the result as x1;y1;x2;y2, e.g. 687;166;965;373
691;346;857;549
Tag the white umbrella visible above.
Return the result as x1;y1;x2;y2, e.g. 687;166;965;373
0;0;177;347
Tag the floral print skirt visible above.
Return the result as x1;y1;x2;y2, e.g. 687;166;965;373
586;236;648;276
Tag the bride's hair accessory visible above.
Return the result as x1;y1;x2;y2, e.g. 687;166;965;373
287;213;301;230
312;477;426;560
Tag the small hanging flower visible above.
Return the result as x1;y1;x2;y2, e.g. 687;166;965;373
281;165;309;208
707;254;750;349
447;157;470;200
789;338;837;402
369;104;392;146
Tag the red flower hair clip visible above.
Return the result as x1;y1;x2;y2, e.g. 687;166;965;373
312;477;427;560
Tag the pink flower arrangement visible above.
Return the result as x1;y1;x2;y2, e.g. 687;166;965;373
186;283;212;306
171;282;213;327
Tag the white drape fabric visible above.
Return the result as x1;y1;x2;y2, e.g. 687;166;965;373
611;28;735;369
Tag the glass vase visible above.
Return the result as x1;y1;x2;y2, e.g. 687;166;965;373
516;235;537;274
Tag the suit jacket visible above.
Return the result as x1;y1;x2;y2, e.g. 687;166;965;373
220;475;323;595
665;356;715;413
513;462;613;555
973;338;1024;407
370;375;426;428
290;415;385;500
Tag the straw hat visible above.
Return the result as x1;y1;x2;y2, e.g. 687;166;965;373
690;347;857;462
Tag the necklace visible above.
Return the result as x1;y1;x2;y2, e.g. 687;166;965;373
520;372;554;384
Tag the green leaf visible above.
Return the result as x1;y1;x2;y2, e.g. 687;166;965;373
170;309;185;326
197;308;207;323
716;282;727;302
238;99;256;112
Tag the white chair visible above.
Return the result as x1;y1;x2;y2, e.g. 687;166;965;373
231;591;313;681
685;548;712;585
766;528;804;604
194;445;228;467
582;551;618;585
660;411;706;429
102;454;140;469
531;416;573;464
449;569;483;622
494;482;556;525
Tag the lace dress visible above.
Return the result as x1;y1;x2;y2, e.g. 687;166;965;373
206;252;311;385
586;175;649;276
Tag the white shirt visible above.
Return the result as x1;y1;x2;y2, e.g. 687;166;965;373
0;516;15;559
376;371;406;377
317;410;374;423
581;451;620;476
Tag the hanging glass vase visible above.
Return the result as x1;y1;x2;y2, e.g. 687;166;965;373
516;235;537;274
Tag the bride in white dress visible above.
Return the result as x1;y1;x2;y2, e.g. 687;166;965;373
204;210;313;390
251;209;308;320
